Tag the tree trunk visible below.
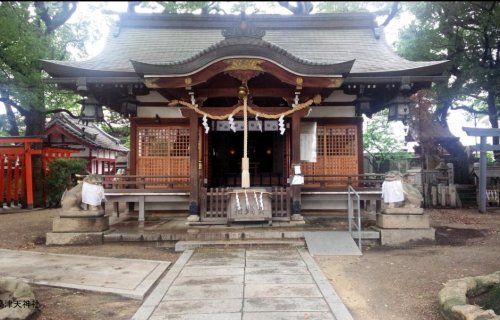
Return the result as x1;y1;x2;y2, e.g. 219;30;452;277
5;103;20;136
487;90;499;160
24;108;45;137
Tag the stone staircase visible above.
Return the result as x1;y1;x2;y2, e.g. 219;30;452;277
456;185;477;208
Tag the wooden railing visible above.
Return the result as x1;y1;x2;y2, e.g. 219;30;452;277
303;173;385;189
200;186;290;221
102;175;190;190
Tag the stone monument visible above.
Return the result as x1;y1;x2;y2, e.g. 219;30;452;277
376;171;435;245
46;174;109;245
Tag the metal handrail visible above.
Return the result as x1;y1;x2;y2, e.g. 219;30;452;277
347;185;362;252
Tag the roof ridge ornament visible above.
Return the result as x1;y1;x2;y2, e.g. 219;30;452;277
221;11;265;39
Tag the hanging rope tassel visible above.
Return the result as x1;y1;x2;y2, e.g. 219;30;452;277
241;96;250;188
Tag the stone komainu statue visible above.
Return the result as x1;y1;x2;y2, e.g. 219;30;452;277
60;174;105;215
383;171;423;208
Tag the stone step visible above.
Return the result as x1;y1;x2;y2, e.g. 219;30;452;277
103;230;380;243
376;213;430;229
174;239;306;252
372;226;435;245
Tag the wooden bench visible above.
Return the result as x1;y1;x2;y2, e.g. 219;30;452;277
103;175;190;221
105;189;189;221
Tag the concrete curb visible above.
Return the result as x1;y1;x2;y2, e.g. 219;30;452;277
298;248;354;320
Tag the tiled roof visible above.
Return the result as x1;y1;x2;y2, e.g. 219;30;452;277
42;13;447;77
46;113;129;152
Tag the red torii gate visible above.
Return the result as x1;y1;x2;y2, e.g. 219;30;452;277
0;137;76;209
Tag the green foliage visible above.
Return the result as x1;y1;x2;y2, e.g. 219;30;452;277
315;2;391;13
156;1;226;14
0;2;93;135
45;158;87;207
396;2;499;124
364;110;412;172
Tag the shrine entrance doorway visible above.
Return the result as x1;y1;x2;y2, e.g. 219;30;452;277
208;129;287;188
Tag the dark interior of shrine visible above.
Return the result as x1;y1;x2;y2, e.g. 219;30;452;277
209;131;285;187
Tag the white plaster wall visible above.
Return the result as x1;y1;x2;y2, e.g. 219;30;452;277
137;106;184;118
323;90;357;103
306;106;355;118
136;91;169;103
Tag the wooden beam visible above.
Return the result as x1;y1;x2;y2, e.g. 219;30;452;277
344;75;449;84
44;77;143;84
144;59;344;89
196;87;294;99
0;137;43;144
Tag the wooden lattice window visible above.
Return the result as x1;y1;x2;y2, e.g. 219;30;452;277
302;124;359;186
137;126;190;188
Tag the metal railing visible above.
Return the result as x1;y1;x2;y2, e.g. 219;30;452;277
347;185;362;252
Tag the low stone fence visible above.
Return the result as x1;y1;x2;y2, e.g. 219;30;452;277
438;271;500;320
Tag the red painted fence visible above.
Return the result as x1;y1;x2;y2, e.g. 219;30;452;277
0;137;76;209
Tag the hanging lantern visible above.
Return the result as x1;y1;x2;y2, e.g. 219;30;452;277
80;95;104;122
120;99;138;116
387;93;411;123
355;96;372;115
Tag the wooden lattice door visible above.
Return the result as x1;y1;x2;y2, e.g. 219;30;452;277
137;126;190;188
302;124;359;186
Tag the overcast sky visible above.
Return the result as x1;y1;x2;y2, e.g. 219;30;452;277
4;1;489;146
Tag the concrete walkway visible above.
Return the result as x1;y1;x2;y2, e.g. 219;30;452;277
133;248;353;320
0;249;170;299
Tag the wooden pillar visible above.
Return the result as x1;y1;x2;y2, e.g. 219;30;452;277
291;112;302;218
24;143;34;209
87;149;92;173
6;157;12;206
130;119;137;176
188;112;200;218
13;158;19;206
0;155;4;207
479;136;487;213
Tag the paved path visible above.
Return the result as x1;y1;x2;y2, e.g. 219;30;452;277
0;249;170;299
133;248;353;320
304;231;362;256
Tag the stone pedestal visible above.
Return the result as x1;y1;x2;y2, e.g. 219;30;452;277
46;212;109;246
376;207;435;245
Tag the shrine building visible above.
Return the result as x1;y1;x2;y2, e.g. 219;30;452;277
42;12;448;223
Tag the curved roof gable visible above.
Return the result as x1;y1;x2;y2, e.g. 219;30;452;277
132;24;355;76
46;113;129;152
42;13;448;78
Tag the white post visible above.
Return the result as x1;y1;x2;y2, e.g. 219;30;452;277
479;136;487;213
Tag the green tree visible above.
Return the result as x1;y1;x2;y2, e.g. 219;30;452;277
397;2;499;156
0;2;96;205
364;109;412;173
0;2;85;135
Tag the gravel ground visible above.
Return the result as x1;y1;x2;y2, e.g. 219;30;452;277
316;208;500;320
